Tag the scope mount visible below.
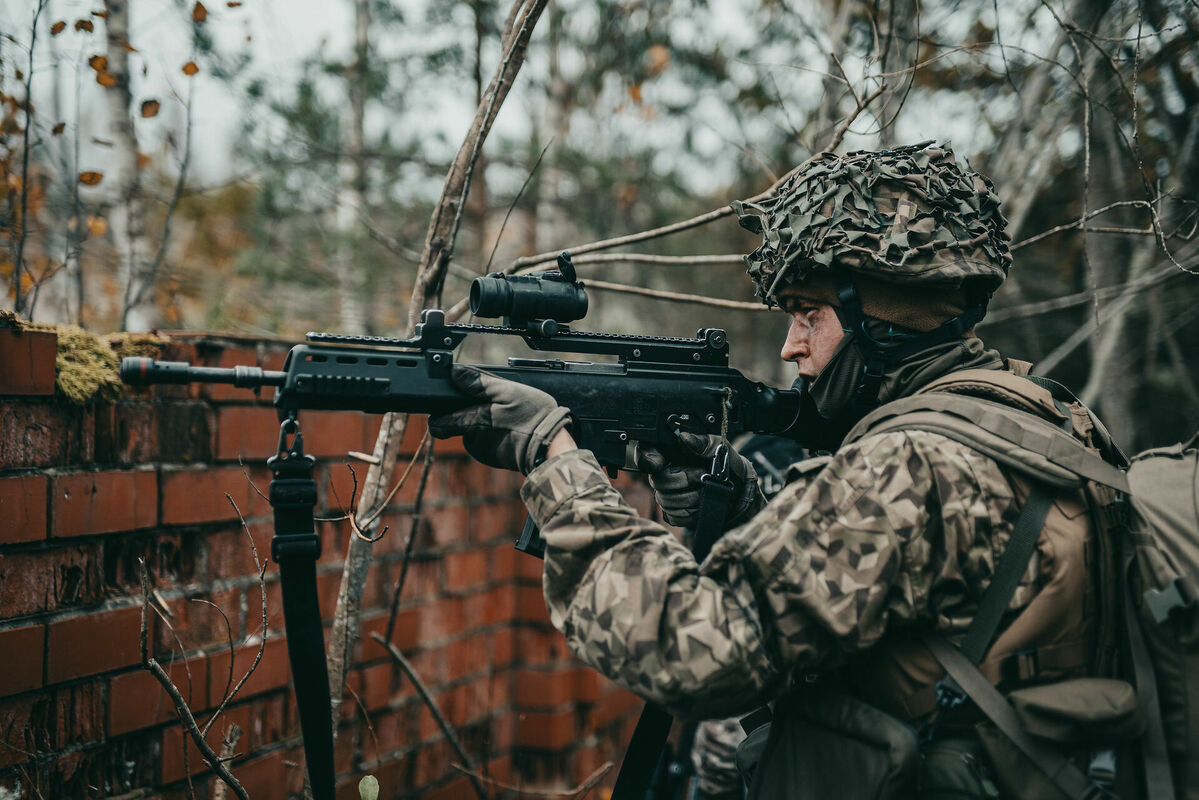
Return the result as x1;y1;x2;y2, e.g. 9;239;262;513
305;309;731;367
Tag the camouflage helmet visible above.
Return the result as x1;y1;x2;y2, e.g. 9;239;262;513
732;141;1012;306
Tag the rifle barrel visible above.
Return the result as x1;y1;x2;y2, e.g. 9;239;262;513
120;357;287;389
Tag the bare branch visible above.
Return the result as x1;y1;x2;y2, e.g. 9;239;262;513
140;563;249;800
13;0;49;315
370;633;488;800
451;760;614;799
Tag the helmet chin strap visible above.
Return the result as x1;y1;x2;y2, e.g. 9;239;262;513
834;276;992;410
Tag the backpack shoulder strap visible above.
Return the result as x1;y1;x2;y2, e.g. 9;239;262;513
844;372;1130;493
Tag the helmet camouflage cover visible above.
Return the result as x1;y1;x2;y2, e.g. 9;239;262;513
732;141;1012;306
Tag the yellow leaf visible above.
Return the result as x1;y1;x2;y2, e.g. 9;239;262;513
181;61;199;76
52;122;65;135
123;42;137;52
74;19;94;32
136;152;152;169
629;84;643;104
86;216;108;237
96;71;118;88
88;54;108;72
226;1;242;6
192;2;208;22
91;9;109;18
140;99;160;118
647;44;671;76
50;20;66;35
78;171;104;186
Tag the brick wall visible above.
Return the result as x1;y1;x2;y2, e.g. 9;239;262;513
0;331;649;799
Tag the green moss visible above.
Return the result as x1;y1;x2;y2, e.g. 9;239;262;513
109;331;168;360
54;326;123;406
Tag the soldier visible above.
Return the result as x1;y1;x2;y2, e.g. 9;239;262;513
430;142;1110;798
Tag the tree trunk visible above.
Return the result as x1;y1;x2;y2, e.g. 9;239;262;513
107;0;156;331
334;0;371;334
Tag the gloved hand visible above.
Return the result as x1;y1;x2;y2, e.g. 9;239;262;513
428;365;572;474
635;432;764;530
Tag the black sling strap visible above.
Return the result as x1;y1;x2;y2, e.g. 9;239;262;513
268;418;335;800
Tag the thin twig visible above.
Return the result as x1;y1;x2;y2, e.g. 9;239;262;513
483;138;553;274
370;633;488;800
451;761;614;799
211;724;243;800
140;563;249;800
203;495;270;738
13;0;48;315
383;434;436;645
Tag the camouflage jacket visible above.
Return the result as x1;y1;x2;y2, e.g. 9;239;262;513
521;428;1036;721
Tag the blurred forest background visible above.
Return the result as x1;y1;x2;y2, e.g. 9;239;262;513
3;0;1198;450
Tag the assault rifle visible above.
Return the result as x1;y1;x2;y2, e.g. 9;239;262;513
120;252;804;800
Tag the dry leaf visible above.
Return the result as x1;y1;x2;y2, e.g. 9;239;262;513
50;20;66;35
136;152;152;169
96;71;118;88
91;137;114;147
181;61;199;76
74;19;94;32
52;122;65;135
88;54;108;72
86;216;108;237
78;171;104;186
140;99;160;118
227;1;242;6
91;9;109;18
647;44;671;75
123;42;137;52
629;84;643;104
192;1;208;22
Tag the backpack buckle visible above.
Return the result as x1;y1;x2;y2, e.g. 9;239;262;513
1000;647;1040;683
934;675;968;710
1144;576;1199;625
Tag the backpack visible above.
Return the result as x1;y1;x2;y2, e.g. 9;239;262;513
839;370;1199;800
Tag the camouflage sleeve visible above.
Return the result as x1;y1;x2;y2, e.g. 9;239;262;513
520;429;1019;719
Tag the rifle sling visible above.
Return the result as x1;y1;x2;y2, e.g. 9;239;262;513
270;450;335;800
923;632;1098;799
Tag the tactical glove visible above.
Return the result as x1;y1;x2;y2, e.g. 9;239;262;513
428;365;572;474
635;432;765;530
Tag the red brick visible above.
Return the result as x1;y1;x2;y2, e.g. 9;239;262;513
414;739;453;787
160;465;267;526
205;520;272;581
236;747;301;800
588;686;642;731
513;628;566;666
361;606;422;655
0;544;102;617
108;658;210;735
0;401;94;468
471;501;523;543
492;628;514;669
213;405;278;461
51;469;157;537
296;410;369;458
514;668;576;709
0;329;56;395
0;474;47;543
159;703;253;783
0;695;48;769
575;668;601;704
155;587;243;654
424;775;475;800
0;624;43;696
516;585;550;623
516;708;574;750
52;680;102;747
420;595;465;643
205;637;290;705
418;504;471;549
46;605;144;683
445;635;488;684
444;549;489;591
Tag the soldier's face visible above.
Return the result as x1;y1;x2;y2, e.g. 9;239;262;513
776;289;846;380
